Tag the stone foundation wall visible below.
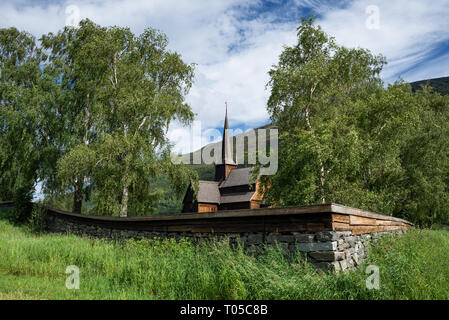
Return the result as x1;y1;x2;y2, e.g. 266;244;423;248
46;214;405;272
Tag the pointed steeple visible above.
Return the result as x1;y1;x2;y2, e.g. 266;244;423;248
222;102;235;165
214;102;237;182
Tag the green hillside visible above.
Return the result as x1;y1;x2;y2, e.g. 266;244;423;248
410;76;449;95
153;164;215;215
184;123;277;166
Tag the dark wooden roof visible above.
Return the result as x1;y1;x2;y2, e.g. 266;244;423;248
197;181;220;203
220;191;255;204
195;167;257;205
219;167;252;188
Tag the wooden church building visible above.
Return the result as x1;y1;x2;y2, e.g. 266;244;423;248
182;108;264;213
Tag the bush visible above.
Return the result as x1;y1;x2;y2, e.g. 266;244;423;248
27;202;47;233
11;186;33;223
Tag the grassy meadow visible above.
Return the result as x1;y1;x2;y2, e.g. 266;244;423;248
1;208;449;300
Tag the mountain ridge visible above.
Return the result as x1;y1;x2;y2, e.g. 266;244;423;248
410;76;449;95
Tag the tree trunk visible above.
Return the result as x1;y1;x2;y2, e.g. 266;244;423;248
305;95;326;204
120;121;129;218
73;94;90;214
73;179;83;214
120;180;129;217
319;165;326;204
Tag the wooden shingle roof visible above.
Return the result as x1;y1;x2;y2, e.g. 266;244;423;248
195;167;259;205
219;167;252;188
197;181;220;204
220;191;256;204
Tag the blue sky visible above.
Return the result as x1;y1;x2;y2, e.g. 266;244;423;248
1;0;449;153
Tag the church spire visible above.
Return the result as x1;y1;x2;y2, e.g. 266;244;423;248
222;102;234;165
214;102;237;182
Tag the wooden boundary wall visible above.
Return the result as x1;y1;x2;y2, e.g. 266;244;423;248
1;201;414;271
0;201;14;209
44;203;413;236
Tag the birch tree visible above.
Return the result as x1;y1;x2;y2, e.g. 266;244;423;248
53;20;196;216
0;28;62;219
262;17;449;226
41;20;108;213
264;16;385;206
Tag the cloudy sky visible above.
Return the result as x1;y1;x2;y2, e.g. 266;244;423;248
1;0;449;153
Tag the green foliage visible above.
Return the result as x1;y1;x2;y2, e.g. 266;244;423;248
0;28;38;215
1;20;198;216
26;202;48;233
42;19;197;216
262;17;449;226
146;165;212;215
0;216;449;299
0;27;66;214
2;17;448;221
11;186;33;223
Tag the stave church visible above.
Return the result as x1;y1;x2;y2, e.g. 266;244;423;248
182;108;265;213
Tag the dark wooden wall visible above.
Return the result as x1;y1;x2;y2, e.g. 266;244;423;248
44;203;413;235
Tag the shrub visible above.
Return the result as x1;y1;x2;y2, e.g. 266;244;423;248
11;186;33;223
27;202;47;233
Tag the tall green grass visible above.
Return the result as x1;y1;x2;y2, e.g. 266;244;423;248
1;209;449;299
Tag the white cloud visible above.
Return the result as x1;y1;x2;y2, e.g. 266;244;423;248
1;0;449;153
316;0;449;82
0;0;298;153
399;51;449;83
188;22;296;129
